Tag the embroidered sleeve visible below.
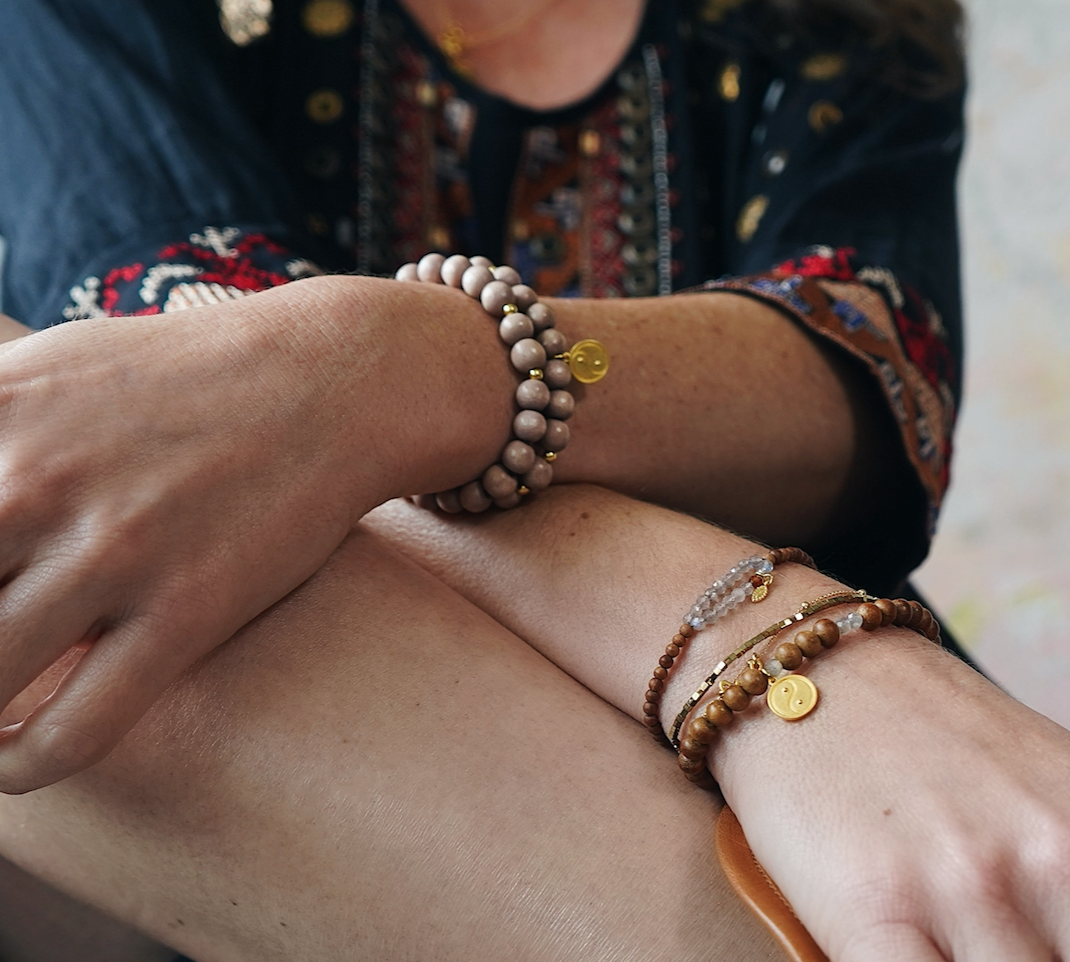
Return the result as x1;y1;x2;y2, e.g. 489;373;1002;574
60;226;323;320
697;245;955;548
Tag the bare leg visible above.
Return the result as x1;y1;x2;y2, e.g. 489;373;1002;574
0;499;781;962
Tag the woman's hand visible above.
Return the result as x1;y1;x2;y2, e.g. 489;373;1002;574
0;276;512;792
717;634;1070;961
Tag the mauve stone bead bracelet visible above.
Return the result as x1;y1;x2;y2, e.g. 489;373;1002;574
395;252;609;513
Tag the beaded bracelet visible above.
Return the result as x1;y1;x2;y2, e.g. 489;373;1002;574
675;596;940;788
641;546;815;747
396;252;609;512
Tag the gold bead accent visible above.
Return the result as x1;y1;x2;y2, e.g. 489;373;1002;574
301;0;354;37
502;303;519;314
565;339;610;384
579;129;601;157
517;485;531;496
528;368;544;380
544;452;557;462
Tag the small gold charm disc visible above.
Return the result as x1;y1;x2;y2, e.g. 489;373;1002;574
767;674;819;720
566;339;610;384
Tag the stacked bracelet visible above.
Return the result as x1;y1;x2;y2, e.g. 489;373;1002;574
675;595;940;787
641;546;815;747
396;252;608;512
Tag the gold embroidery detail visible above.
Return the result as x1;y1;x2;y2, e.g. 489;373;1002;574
719;61;741;102
302;0;354;37
736;194;769;243
801;53;848;81
305;89;344;124
808;100;844;134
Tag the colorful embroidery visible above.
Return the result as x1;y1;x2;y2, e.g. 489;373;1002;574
62;228;322;320
700;246;957;529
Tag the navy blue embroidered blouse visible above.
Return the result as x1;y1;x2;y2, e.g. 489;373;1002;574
0;0;964;592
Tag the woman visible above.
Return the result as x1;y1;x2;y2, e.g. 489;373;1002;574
0;0;1067;959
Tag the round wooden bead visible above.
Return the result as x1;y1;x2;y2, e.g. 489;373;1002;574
435;489;463;514
526;301;555;331
521;458;553;493
499;313;535;345
795;629;823;658
658;654;674;670
516;378;551;410
417;252;445;283
679;625;695;638
494;491;522;510
538;328;569;356
546;390;575;420
642;701;660;717
542;419;571;453
703;699;734;728
458;480;492;513
502;440;537;475
666;642;681;658
679;737;707;760
481;279;515;315
510;338;548;372
543;358;572;389
440;254;471;287
858;602;884;631
653;666;668;680
642;714;662;729
482;463;518;499
721;684;751;712
511;284;538;311
678;754;706;776
894;599;912;625
688;716;717;741
647;677;664;693
672;633;687;646
492;264;522;286
774;641;804;670
738;667;769;695
513;410;547;443
813;618;840;649
461;264;494;297
875;598;898;625
907;601;925;629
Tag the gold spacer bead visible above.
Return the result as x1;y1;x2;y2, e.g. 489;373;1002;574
544;452;557;462
502;303;519;314
529;368;544;380
517;485;530;496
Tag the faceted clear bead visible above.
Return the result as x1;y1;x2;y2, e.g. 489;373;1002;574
764;659;784;676
744;582;754;595
730;587;746;604
846;611;864;630
757;559;774;575
689;616;703;628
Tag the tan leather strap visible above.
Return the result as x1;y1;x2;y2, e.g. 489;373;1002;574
714;806;829;962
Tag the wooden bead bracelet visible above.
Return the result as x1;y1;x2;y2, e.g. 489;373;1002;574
641;546;815;748
396;252;609;512
675;595;941;789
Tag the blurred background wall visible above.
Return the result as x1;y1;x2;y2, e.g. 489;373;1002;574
914;0;1070;727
